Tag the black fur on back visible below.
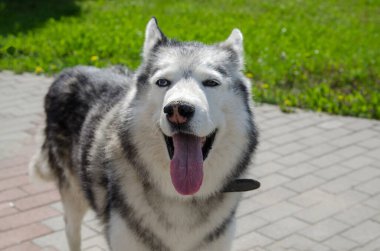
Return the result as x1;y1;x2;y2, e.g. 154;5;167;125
42;66;132;187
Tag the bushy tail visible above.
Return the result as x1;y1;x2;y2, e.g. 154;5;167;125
28;143;54;183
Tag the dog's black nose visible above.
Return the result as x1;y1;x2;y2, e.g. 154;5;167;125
164;102;195;124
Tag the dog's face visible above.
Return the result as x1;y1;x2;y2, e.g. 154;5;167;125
131;18;256;198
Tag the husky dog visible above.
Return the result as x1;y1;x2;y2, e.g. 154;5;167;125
29;18;258;251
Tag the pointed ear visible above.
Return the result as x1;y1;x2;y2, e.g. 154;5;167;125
222;28;243;55
143;17;166;59
220;29;244;67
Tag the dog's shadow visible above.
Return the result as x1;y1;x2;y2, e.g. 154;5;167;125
0;0;80;36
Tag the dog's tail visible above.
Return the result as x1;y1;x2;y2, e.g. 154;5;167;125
28;141;55;183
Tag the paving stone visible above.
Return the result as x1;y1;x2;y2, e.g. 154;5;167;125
49;202;64;213
251;162;285;178
323;235;359;251
300;218;349;241
0;165;28;180
287;117;320;129
0;223;52;249
256;140;276;152
2;241;42;251
235;213;268;237
342;220;380;244
284;174;325;193
352;235;380;251
275;152;311;166
258;217;308;240
289;188;334;208
260;124;295;138
0;175;29;191
297;134;329;146
343;119;374;131
309;153;342;168
33;226;97;251
0;202;18;217
355;177;380;195
84;210;97;222
266;234;331;251
268;133;302;145
295;127;324;138
255;201;302;222
42;215;65;231
0;155;30;169
271;142;306;156
253;151;282;165
84;218;103;233
317;120;344;129
82;235;108;250
366;147;380;160
258;173;290;191
338;189;370;206
322;167;380;194
232;231;273;251
84;246;106;251
374;214;380;224
334;204;378;226
358;137;380;149
20;182;56;195
308;190;369;222
14;190;60;210
251;186;296;207
279;163;318;178
303;143;337;157
0;188;28;203
295;199;348;224
319;127;352;140
330;130;377;147
236;199;265;217
364;194;380;209
0;206;60;231
373;124;380;132
314;165;351;180
334;145;367;158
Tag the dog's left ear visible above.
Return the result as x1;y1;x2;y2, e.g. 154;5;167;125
143;17;166;59
220;29;244;68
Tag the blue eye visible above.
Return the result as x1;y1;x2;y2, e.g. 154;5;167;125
156;79;171;87
202;80;220;87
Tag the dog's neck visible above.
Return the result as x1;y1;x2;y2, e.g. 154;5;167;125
222;179;260;193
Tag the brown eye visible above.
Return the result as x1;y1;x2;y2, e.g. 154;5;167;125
202;80;220;87
156;79;171;87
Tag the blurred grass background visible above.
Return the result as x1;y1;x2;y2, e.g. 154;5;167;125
0;0;379;119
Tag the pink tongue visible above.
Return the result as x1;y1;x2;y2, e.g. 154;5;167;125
170;134;203;195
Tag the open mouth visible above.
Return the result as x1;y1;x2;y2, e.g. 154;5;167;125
163;130;217;161
163;130;217;195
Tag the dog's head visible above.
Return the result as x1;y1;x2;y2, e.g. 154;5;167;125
130;18;257;198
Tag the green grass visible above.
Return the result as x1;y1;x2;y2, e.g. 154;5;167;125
1;0;379;119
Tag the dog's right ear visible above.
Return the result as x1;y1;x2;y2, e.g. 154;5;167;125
143;17;166;59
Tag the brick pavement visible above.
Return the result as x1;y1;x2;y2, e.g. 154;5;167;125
0;71;379;251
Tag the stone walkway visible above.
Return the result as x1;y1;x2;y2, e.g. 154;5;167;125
0;71;379;251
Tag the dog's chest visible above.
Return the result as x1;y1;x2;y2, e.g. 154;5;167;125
112;182;238;250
